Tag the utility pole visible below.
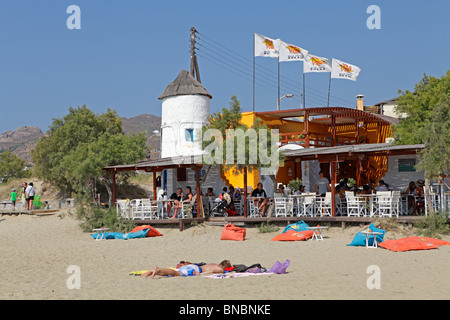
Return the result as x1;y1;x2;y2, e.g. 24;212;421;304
190;27;201;83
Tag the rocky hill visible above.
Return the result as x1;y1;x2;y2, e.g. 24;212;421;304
0;126;44;164
0;114;162;163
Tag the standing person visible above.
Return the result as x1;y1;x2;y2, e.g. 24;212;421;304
251;182;270;216
25;182;36;211
314;171;330;197
10;188;18;211
18;182;28;210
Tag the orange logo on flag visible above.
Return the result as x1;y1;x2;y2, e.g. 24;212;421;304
310;57;325;66
339;63;353;73
286;45;302;54
263;38;274;49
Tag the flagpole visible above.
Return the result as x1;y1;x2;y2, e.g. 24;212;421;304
303;72;306;109
278;56;280;104
327;73;332;108
253;34;255;112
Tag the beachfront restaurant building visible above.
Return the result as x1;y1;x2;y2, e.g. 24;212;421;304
103;70;442;227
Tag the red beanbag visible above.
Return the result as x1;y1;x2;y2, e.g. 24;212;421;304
131;225;163;237
379;236;450;252
271;230;314;241
220;223;246;241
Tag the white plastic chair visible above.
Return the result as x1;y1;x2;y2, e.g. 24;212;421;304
300;193;316;217
317;192;332;217
345;192;365;217
376;191;393;218
116;200;130;219
130;199;144;220
248;199;262;218
274;197;288;217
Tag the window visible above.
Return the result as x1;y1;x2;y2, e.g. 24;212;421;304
185;129;194;142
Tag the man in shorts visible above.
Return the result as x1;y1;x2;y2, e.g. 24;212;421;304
141;260;232;279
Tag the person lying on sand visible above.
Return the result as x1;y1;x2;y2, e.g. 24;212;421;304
141;260;232;279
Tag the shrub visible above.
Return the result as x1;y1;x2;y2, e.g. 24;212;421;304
414;211;449;239
258;221;279;234
75;200;136;233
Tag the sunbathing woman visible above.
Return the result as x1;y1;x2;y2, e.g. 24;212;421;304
141;260;231;279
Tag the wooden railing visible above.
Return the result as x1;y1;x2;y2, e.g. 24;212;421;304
279;132;360;148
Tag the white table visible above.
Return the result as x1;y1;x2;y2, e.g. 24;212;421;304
308;226;328;241
361;231;383;248
92;228;110;241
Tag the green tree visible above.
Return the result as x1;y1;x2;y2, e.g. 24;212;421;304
201;95;282;190
0;150;31;182
392;71;450;212
31;105;147;205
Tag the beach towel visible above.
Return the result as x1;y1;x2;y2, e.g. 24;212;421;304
282;220;310;234
379;237;450;252
271;229;314;241
220;223;246;241
347;223;385;247
204;260;290;278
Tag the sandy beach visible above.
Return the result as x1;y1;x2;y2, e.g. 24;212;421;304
0;210;449;300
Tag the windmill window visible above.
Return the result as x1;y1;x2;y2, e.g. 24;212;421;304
185;129;194;142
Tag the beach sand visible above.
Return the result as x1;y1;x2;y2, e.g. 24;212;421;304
0;211;449;300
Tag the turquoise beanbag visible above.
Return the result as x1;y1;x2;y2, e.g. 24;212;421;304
347;223;385;246
282;220;310;234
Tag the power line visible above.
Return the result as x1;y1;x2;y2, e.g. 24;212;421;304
197;31;356;107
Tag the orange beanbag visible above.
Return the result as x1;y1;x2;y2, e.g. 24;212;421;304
271;230;314;241
379;236;450;252
220;223;246;241
131;225;163;237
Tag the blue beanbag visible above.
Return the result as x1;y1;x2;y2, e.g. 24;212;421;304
91;229;150;240
347;223;385;246
282;220;310;234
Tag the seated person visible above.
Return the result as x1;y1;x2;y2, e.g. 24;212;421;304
166;188;183;219
277;184;287;197
377;180;389;191
251;182;270;216
232;187;241;201
295;185;305;195
141;260;232;279
183;186;193;202
204;187;215;197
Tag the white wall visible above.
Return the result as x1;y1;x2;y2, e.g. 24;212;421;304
382;155;425;191
382;104;407;119
161;94;210;158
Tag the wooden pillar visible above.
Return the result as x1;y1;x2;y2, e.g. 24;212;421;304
152;171;157;201
331;115;336;146
112;169;116;205
304;111;310;147
331;161;336;217
355;119;360;143
195;166;201;218
243;166;248;218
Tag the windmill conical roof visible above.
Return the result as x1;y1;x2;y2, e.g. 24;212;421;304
158;70;212;100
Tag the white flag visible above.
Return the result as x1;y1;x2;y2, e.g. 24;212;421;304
254;33;281;58
279;41;309;62
303;54;332;73
331;58;361;81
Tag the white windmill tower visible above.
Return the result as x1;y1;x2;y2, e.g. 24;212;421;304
158;69;212;158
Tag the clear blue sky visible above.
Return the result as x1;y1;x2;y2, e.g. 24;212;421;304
1;0;449;133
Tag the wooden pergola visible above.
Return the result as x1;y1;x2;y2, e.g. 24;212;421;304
103;155;204;218
282;143;426;217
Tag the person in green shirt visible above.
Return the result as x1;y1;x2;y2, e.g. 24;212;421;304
10;188;18;211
